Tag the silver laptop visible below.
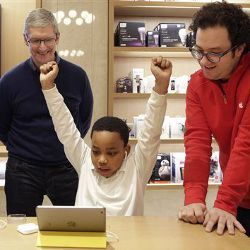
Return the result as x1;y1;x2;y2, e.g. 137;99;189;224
36;205;106;232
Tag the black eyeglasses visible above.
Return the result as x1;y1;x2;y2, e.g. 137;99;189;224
26;37;57;47
189;45;238;63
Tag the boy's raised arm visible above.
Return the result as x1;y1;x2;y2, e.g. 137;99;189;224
39;62;87;174
135;56;172;183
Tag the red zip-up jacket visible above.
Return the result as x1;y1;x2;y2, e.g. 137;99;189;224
184;52;250;216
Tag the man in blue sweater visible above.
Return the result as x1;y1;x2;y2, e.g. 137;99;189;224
0;8;93;216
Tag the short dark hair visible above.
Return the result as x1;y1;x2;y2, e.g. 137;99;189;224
91;116;130;146
189;1;250;53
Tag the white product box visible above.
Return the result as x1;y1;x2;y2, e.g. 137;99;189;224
133;115;145;138
0;159;7;179
175;75;190;93
154;23;186;47
209;151;222;183
130;68;144;93
161;116;170;139
169;117;186;138
141;75;155;93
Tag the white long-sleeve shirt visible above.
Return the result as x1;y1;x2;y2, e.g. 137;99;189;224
43;86;167;216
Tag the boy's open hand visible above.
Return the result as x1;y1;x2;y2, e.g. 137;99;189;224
151;56;172;95
40;61;59;90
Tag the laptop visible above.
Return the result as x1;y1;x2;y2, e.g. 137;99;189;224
36;205;106;232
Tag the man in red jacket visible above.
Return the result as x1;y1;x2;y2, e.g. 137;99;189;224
178;2;250;236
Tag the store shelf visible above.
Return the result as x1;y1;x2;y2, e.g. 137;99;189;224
146;182;221;190
129;138;185;144
114;93;186;99
129;137;217;144
113;46;192;58
113;1;204;18
113;1;250;17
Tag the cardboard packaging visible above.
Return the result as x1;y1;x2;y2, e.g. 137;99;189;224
146;31;159;47
149;153;171;183
116;77;133;93
154;23;186;47
115;22;146;47
130;68;144;93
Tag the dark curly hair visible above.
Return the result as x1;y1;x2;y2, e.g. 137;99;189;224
91;116;130;146
189;1;250;53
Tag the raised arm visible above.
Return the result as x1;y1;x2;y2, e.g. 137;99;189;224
134;57;172;184
40;62;88;174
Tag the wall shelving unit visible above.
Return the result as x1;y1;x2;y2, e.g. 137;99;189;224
108;0;250;117
108;0;250;188
108;0;203;187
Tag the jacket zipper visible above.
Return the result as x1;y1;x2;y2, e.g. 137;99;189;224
216;83;227;104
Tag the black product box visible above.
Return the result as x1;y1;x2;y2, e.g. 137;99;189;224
149;153;171;183
154;23;186;47
185;31;196;48
146;31;159;47
115;22;146;47
116;77;133;93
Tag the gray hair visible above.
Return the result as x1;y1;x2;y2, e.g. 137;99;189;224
24;8;59;35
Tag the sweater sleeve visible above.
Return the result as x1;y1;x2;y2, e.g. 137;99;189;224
0;76;12;145
214;95;250;216
134;90;167;185
42;86;88;175
184;82;213;205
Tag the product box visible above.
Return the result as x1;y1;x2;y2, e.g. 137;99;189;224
0;159;7;179
185;31;195;48
154;23;186;47
133;114;170;139
175;75;190;93
130;68;144;93
168;76;177;93
169;117;186;138
133;115;145;138
161;116;170;139
171;151;222;184
141;74;155;93
115;22;146;47
127;122;135;138
146;31;159;47
116;76;133;93
171;152;186;183
149;153;171;183
209;151;222;183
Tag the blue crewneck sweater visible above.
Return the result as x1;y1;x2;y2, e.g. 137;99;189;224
0;57;93;165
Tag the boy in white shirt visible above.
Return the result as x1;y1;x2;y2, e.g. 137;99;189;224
40;56;172;216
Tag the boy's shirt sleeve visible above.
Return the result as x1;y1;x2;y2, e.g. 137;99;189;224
42;86;88;175
134;90;167;185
